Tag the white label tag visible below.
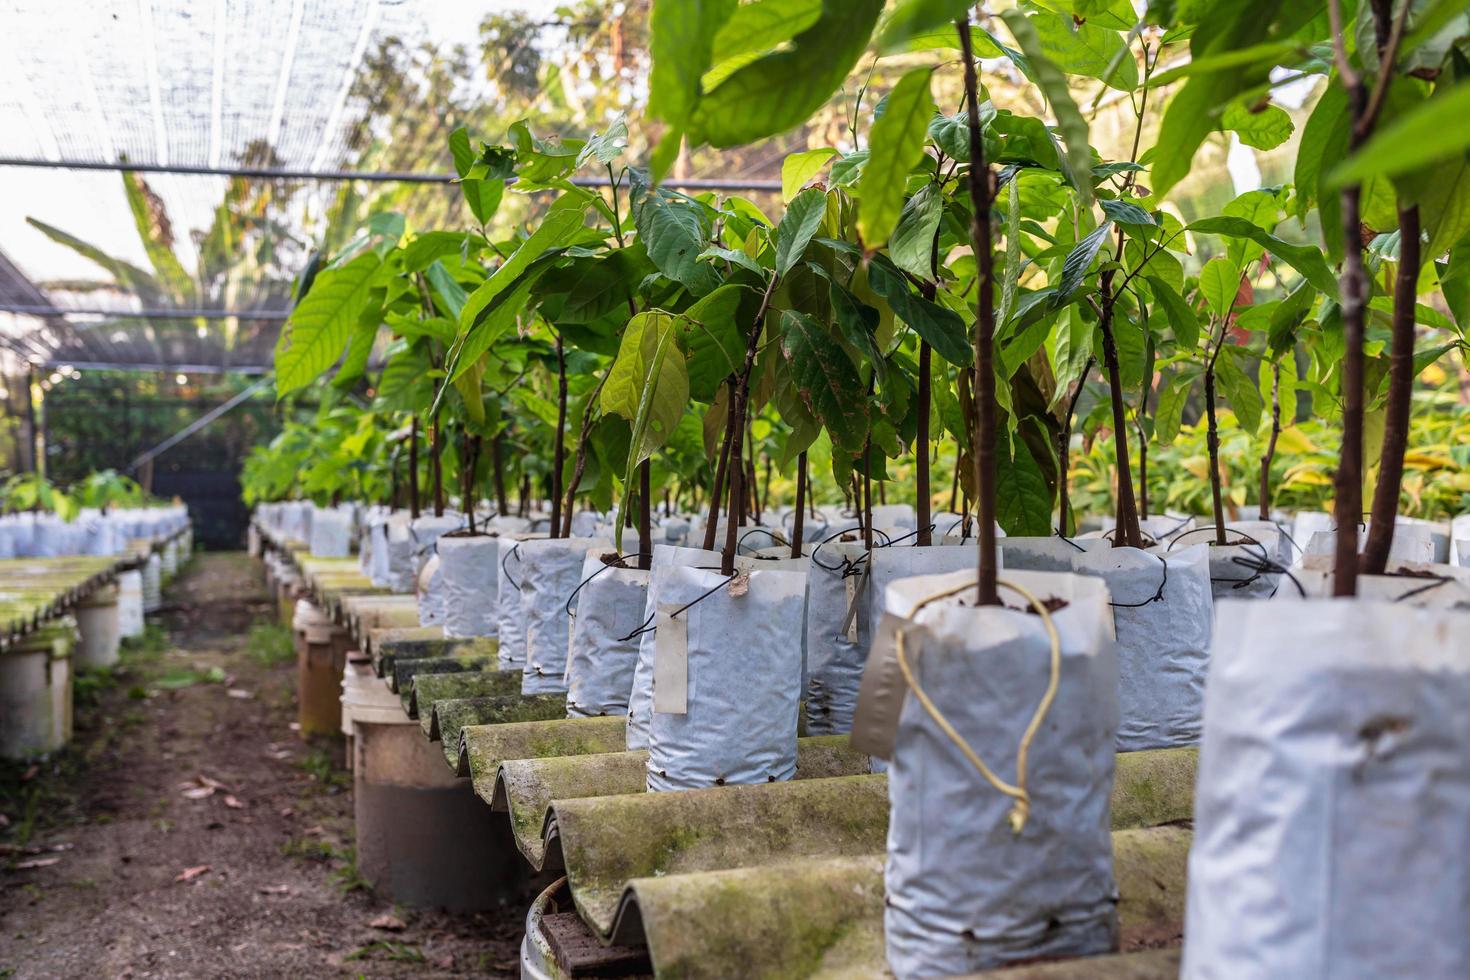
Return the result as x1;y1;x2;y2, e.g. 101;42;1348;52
844;576;860;643
653;603;688;715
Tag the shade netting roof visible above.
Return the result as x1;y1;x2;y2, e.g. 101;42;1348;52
0;0;529;372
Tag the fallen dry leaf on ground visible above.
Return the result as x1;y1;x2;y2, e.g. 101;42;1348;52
180;786;214;800
174;865;210;882
223;795;245;809
227;689;253;699
13;857;61;870
369;914;406;931
258;884;291;895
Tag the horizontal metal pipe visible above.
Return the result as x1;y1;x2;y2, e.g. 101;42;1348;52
1;304;291;319
40;360;272;375
0;157;783;191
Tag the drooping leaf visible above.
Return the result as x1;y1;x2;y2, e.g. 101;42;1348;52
888;183;945;279
1047;220;1112;309
774;187;829;277
635;185;723;293
779;309;869;452
1028;7;1138;90
648;0;738;128
274;251;383;396
1221;101;1294;150
680;283;747;399
1147;275;1200;352
867;256;972;365
713;0;824;62
688;0;886;148
1217;345;1264;434
1099;198;1155;227
1154;372;1193;445
1188;216;1338;296
994;432;1053;536
780;147;839;202
1328;82;1470;187
602;310;691;460
459;191;589;331
1199;256;1240;320
857;67;935;250
999;10;1095;205
873;0;974;53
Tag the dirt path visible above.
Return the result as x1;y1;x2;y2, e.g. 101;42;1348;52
0;553;520;979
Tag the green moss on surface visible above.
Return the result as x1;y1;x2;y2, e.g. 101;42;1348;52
1113;825;1190;948
557;774;890;934
410;669;522;724
435;694;568;768
1111;748;1197;829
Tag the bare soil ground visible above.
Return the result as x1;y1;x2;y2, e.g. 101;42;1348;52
0;552;521;979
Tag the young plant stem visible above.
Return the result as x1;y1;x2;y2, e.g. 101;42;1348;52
762;456;772;524
1204;317;1231;545
959;16;999;605
916;343;933;546
862;435;874;552
430;415;444;517
791;451;807;559
1137;406;1150;521
1361;205;1421;575
518;473;531;519
1097;279;1143;548
1258;363;1281;521
1326;0;1386;597
491;432;508;516
462;431;482;533
408;416;421;520
1057;357;1094;536
561;373;610;537
721;276;780;576
949;448;960;513
638;458;652;570
550;333;568;539
702;389;737;552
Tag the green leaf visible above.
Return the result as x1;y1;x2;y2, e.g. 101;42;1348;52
448;128;476;178
274;252;383;396
889;183;944;279
994;433;1053;536
602;310;691;459
873;0;973;53
403;231;481;272
575;115;628;168
1328;83;1470;187
25;218;165;306
1148;275;1200;352
1148;0;1320;199
1199;256;1239;319
998;177;1022;328
781;148;839;202
1099;198;1155;227
425;261;468;320
680;284;746;399
1187;216;1338;297
713;0;824;62
700;246;765;276
1267;279;1314;355
857;67;935;250
1027;9;1138;91
602;310;692;544
775;187;828;278
447;263;550;384
647;0;736;127
867;256;972;365
1154;372;1193;445
1216;346;1263;434
1048;220;1111;309
1000;10;1095;205
461;178;505;228
459;192;588;332
1293;83;1347;224
688;0;885;148
635;185;722;293
121;172;195;304
1221;101;1294;150
779;310;869;452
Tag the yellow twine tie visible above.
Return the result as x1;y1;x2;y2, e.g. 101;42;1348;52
893;577;1062;833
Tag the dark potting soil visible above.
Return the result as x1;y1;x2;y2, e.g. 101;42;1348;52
0;553;520;979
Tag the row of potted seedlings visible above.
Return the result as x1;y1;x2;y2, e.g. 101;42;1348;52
254;0;1470;974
